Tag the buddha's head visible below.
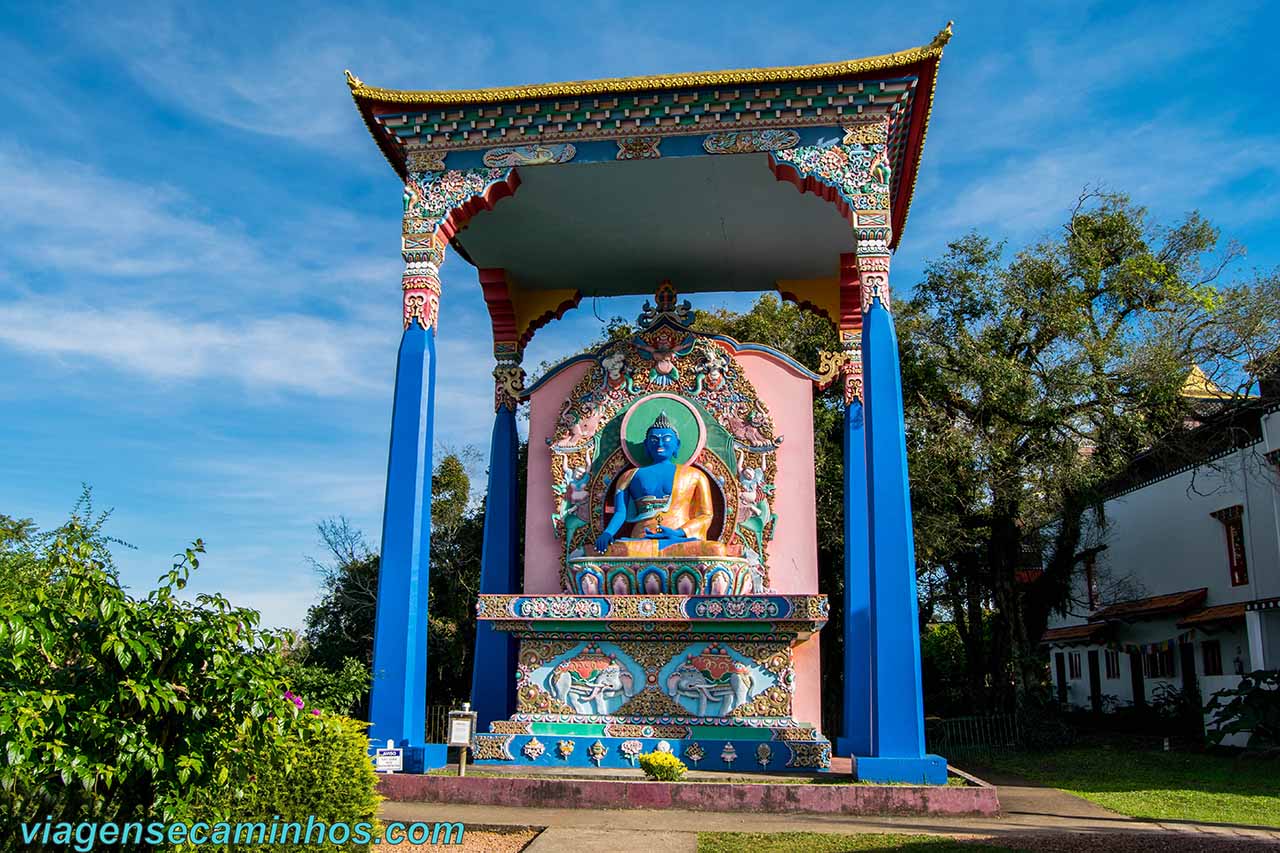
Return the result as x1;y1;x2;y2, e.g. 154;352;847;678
643;411;680;463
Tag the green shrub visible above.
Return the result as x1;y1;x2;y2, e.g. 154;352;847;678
188;709;381;852
638;751;687;781
0;506;381;850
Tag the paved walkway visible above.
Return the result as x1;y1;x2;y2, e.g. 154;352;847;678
381;774;1280;852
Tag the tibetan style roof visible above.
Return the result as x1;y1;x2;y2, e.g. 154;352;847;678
347;24;951;255
1089;588;1208;623
1177;602;1248;628
1041;623;1108;646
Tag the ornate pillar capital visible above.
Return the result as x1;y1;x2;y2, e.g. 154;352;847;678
399;166;520;330
855;251;892;313
493;358;525;412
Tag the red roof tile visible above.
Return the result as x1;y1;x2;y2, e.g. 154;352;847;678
1040;623;1108;645
1177;602;1248;628
1090;588;1207;622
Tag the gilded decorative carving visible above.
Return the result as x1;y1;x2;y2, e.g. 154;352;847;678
520;640;579;670
472;734;514;761
346;25;951;105
405;147;446;171
816;347;863;406
556;739;576;759
772;727;820;741
841;121;889;145
517;683;577;716
616;136;662;160
483;144;576;167
494;363;525;412
755;743;773;767
605;724;691;739
703;129;800;155
615;688;691;718
730;684;791;718
785;741;832;769
588;739;608;766
684;742;705;766
491;720;532;735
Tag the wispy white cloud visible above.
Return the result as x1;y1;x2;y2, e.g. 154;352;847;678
0;144;259;279
0;297;385;395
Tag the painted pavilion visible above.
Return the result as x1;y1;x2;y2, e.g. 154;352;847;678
349;22;952;783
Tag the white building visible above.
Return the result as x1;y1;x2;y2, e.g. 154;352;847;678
1042;387;1280;740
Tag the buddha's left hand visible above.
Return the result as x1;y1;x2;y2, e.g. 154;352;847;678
644;525;686;540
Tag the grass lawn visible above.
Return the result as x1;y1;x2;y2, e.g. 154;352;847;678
979;746;1280;828
697;833;1018;853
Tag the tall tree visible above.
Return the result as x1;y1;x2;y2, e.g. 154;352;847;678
897;191;1279;706
301;452;486;715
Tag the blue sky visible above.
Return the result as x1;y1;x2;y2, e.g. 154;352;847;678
2;1;1277;628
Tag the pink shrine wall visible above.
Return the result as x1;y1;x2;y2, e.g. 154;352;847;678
523;347;823;729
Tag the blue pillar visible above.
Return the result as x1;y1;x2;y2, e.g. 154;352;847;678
470;385;521;730
856;299;947;784
836;397;871;757
369;323;446;770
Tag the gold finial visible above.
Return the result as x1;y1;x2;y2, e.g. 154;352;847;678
931;21;954;49
345;69;364;90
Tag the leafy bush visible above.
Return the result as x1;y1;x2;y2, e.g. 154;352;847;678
0;506;381;849
1206;670;1280;751
189;707;381;852
281;652;370;717
638;751;687;782
1015;687;1077;750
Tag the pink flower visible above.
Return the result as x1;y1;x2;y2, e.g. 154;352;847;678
311;709;321;716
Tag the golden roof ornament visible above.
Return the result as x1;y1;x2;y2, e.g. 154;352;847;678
931;21;955;49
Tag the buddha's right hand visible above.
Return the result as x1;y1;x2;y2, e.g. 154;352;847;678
594;532;613;553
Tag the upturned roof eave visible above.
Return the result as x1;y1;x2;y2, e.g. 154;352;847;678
346;23;953;250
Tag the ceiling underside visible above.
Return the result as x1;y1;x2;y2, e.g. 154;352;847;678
451;153;854;296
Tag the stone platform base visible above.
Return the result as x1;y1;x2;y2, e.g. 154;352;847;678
377;771;1000;817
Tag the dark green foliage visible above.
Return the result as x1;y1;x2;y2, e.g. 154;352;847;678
1205;670;1280;750
300;453;485;714
190;711;381;852
898;192;1280;709
0;504;380;851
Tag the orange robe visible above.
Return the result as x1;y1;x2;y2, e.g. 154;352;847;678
605;464;736;557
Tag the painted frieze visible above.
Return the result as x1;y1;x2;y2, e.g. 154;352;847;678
483;144;576;167
703;129;800;155
616;136;662;160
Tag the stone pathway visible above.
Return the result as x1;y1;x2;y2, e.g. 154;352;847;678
380;767;1280;851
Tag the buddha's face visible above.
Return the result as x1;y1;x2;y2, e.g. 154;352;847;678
644;427;680;463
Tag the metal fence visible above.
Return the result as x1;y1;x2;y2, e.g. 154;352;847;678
426;704;450;744
927;713;1021;764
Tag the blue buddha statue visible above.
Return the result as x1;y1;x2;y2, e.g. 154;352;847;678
594;411;727;557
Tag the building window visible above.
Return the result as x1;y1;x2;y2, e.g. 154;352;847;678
1143;648;1176;679
1202;640;1223;676
1211;506;1249;587
1068;651;1082;679
1104;649;1120;679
